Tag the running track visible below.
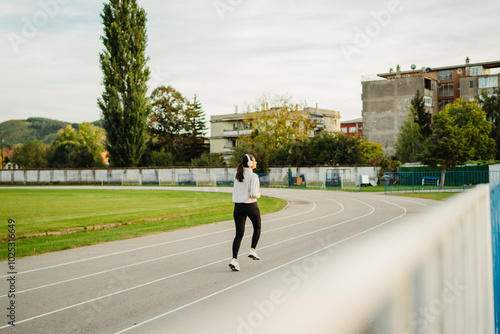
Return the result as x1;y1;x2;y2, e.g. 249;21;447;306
0;187;439;333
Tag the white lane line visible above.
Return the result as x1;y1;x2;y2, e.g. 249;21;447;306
113;200;407;334
0;196;339;298
380;195;439;208
0;194;318;278
0;196;366;330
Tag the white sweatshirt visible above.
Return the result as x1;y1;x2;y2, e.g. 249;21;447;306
232;168;261;203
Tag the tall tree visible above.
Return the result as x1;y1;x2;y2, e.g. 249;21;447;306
422;99;495;171
98;0;151;167
146;86;208;165
395;113;424;163
147;86;188;151
410;90;432;138
477;88;500;159
183;94;209;160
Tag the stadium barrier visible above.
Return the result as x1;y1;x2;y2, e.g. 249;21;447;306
258;183;496;333
0;166;380;188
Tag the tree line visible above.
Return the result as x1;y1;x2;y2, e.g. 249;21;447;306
9;84;222;168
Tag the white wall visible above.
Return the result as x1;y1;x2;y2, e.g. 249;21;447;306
0;166;380;185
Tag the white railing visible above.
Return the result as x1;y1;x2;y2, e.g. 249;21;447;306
260;185;495;333
222;129;253;137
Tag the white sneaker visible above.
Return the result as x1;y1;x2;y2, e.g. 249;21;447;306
248;249;260;260
229;259;240;271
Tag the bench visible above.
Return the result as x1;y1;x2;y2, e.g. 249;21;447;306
422;177;439;186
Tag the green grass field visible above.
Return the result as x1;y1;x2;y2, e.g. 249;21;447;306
0;189;287;259
0;188;457;260
390;192;457;201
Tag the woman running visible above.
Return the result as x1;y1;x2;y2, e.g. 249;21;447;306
229;154;261;271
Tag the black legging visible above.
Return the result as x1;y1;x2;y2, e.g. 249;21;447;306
232;202;261;259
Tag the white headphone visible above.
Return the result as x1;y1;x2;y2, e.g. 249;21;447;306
245;154;253;167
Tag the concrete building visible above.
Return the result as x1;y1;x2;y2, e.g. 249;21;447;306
210;107;341;159
362;57;500;156
341;118;363;137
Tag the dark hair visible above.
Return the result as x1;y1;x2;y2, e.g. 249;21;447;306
235;154;255;182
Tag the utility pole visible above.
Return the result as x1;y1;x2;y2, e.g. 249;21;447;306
0;135;3;169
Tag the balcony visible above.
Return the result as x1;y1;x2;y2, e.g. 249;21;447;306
222;129;253;137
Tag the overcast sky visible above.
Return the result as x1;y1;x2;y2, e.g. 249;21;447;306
1;0;499;133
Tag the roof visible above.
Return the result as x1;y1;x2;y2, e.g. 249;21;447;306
376;60;500;78
211;107;341;122
341;118;363;124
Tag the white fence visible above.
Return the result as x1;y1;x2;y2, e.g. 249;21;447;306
0;166;380;187
259;185;495;333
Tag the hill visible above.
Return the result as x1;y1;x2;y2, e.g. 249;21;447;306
0;117;103;148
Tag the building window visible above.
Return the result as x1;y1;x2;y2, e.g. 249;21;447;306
424;78;432;90
470;66;483;76
438;83;454;97
424;96;432;107
349;127;357;133
341;128;347;133
438;70;453;81
479;76;499;89
469;81;474;88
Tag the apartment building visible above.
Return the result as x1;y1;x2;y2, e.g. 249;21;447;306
210;106;341;159
362;57;500;156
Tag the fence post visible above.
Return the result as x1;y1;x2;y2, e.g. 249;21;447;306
412;172;414;193
383;172;387;193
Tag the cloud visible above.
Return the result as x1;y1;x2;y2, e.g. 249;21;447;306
0;0;499;129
